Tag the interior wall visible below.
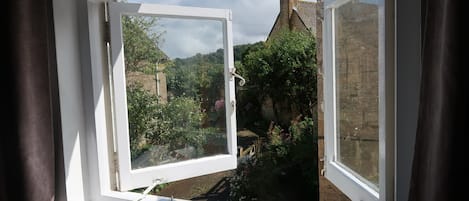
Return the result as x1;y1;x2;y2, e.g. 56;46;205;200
52;0;89;200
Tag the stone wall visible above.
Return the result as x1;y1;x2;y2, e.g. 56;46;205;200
126;70;168;103
334;1;380;184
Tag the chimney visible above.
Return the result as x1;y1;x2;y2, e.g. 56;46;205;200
279;0;290;27
289;0;299;16
280;0;299;30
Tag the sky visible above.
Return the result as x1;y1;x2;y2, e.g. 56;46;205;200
127;0;280;59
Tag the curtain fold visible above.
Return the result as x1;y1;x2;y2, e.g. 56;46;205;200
409;0;465;200
2;0;65;200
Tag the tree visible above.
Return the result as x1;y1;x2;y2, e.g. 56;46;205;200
240;29;317;121
127;84;216;160
126;84;165;159
164;51;224;111
122;15;166;73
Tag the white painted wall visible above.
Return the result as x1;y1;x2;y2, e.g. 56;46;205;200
53;0;185;199
53;0;89;200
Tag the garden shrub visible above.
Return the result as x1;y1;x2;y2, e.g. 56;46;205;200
229;117;319;201
127;84;221;160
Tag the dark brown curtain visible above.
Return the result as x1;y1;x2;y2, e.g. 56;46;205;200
409;0;465;200
1;0;66;200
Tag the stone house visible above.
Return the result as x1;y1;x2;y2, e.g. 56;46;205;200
261;0;318;124
268;0;317;39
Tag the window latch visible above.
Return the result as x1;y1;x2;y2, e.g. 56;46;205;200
135;179;162;201
230;68;246;86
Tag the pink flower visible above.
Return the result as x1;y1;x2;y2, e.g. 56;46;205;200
215;99;224;111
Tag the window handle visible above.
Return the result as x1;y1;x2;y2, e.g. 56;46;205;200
230;68;246;86
135;179;162;201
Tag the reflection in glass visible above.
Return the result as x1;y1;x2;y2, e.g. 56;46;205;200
121;15;227;170
334;1;379;186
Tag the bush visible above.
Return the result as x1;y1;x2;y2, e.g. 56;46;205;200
127;84;221;160
239;30;317;122
229;117;319;201
126;84;164;159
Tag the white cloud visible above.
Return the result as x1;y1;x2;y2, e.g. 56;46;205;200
128;0;279;58
157;18;224;58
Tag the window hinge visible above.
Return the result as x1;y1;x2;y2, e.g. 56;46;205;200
231;100;236;110
321;156;326;176
113;151;120;190
104;2;111;43
320;156;325;162
104;21;111;43
319;156;326;176
113;151;118;167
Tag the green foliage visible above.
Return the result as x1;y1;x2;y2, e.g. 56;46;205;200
122;15;166;73
233;42;264;61
130;183;168;194
165;43;262;102
229;117;319;201
126;84;162;159
233;43;268;131
165;51;225;112
164;59;200;98
240;30;317;120
127;84;218;160
147;97;207;150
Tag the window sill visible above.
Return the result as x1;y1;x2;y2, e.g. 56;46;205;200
326;161;379;201
101;190;189;201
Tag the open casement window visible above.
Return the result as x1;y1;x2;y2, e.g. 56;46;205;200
323;0;393;200
108;2;237;191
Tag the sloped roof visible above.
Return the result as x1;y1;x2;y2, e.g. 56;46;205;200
296;1;317;32
267;0;317;40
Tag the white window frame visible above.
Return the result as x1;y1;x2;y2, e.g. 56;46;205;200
322;0;394;200
108;2;238;191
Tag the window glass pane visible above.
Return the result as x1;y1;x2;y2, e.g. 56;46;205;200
122;15;228;170
334;1;379;186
